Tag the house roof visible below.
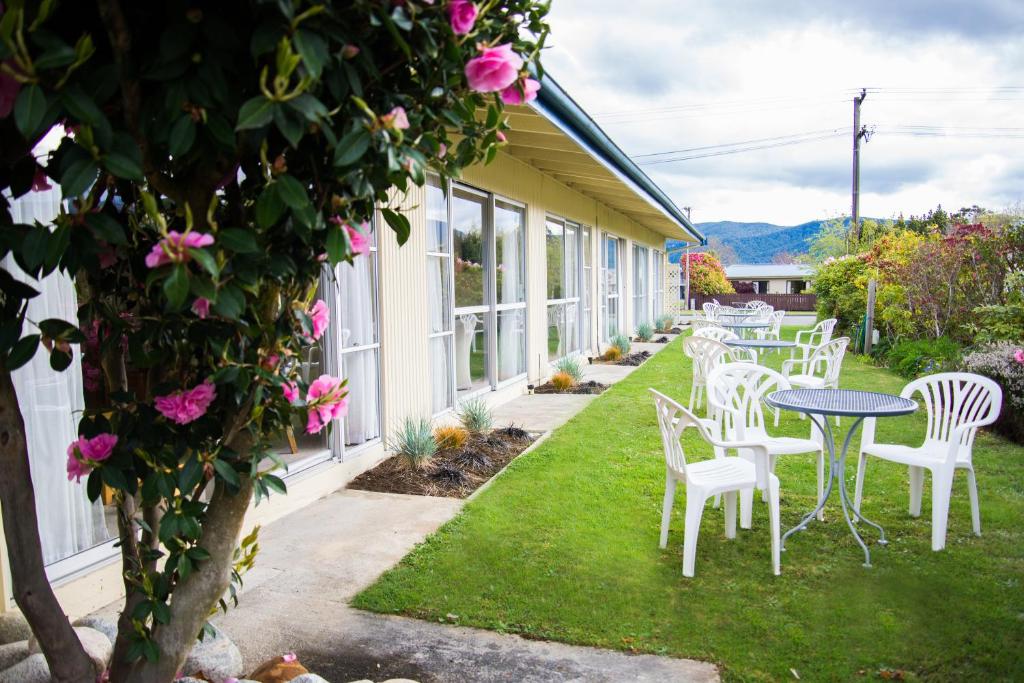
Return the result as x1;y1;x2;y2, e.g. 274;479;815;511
499;75;703;244
725;264;813;279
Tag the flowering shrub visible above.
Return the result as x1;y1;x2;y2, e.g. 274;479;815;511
682;252;734;295
961;342;1024;443
0;1;549;680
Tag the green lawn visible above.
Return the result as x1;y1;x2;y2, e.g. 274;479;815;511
354;328;1024;681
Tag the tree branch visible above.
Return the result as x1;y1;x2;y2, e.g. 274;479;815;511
0;369;96;683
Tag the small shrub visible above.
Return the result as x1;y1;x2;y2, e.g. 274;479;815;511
458;397;493;434
655;314;674;332
602;346;622;362
390;417;437;469
430;463;468;488
434;425;469;451
884;337;963;379
553;355;585;382
455;450;493;470
610;333;632;355
961;341;1024;443
550;371;577;392
636;322;654;342
497;424;531;441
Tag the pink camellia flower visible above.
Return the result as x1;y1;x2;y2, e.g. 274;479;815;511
154;381;217;425
282;381;300;403
145;231;215;269
346;221;371;256
495;131;507;143
342;44;360;59
308;299;330;340
66;433;118;483
438;142;447;159
380;106;409;131
447;0;478;35
305;375;349;434
464;44;523;93
1014;349;1024;364
262;353;280;370
500;77;540;105
192;297;211;319
282;653;298;664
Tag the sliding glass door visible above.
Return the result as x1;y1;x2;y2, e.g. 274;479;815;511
545;217;583;360
428;176;526;408
652;249;665;318
633;244;650;327
582;227;593;352
601;233;622;341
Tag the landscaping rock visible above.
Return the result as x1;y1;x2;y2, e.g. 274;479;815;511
181;627;244;683
291;675;331;683
28;626;111;674
248;654;309;682
0;641;28;671
0;653;49;683
0;614;30;645
73;613;119;643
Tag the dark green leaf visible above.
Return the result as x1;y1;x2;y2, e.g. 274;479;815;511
22;227;49;271
163;264;190;311
187;247;219;277
49;348;72;371
289;93;329;123
85;213;127;244
168;116;197;157
212;284;245;320
100;464;129;491
104;152;144;182
86;470;103;502
263;474;287;495
273;105;304;148
254;185;286;229
38;318;85;343
218;228;261;254
275;175;309;210
6;334;40;371
60;159;98;197
333;128;370;167
14;85;46;138
213;459;240;487
60;86;107;129
326;225;347;265
294;29;329;78
381;208;411;246
152;601;171;625
236;96;275;130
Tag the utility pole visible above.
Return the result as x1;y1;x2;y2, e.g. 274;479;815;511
850;88;868;248
683;207;692;310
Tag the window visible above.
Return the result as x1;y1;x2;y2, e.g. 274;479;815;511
600;233;622;340
652;250;665;318
790;280;807;294
755;280;769;294
428;176;527;408
633;245;650;327
546;217;584;360
582;227;593;352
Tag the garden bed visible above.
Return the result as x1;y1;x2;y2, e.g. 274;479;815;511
347;426;536;498
597;350;652;366
533;380;608;395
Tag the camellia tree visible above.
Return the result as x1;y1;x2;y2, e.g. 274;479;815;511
683;251;733;296
0;1;549;681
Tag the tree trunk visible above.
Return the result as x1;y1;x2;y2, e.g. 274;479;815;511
119;474;254;683
0;369;96;682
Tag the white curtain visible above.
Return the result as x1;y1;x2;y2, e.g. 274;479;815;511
426;255;453;411
335;255;380;448
5;189;112;566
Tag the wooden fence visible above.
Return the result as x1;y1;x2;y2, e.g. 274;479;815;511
689;292;818;311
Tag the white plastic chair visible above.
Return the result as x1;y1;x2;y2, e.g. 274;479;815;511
649;389;780;577
793;318;837;363
682;335;750;412
745;300;766;309
702;302;720;322
780;337;850;426
707;363;826;525
755;310;786;345
853;372;1003;551
692;325;738;343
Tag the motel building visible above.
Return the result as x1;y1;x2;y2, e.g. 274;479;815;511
1;75;702;617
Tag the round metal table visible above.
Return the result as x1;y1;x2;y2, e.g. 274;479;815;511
764;388;918;567
720;320;770;339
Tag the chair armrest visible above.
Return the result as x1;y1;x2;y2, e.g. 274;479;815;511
944;418;1000;462
780;357;806;378
794;329;811;344
710;439;772;487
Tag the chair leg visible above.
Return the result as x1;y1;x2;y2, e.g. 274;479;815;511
724;491;737;539
816;450;825;522
853;452;867;518
740;486;754;529
931;468;954;551
773;406;780;428
712;493;721;508
835;414;840;427
761;455;776;503
768;478;781;576
682;490;706;577
659;473;676;549
688;382;697;411
909;465;924;517
966;467;981;537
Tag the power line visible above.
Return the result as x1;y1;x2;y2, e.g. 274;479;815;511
635;132;848;165
632;127;851;158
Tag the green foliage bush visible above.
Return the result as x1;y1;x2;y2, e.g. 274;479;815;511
390;417;437;469
655;313;674;332
610;333;631;355
961;341;1024;443
635;322;654;342
883;338;964;379
553;355;584;382
458;397;493;434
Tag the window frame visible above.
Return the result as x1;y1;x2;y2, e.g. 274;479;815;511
545;215;586;361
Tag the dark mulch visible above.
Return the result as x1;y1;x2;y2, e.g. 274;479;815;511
347;426;536;498
614;350;652;366
668;327;683;334
533;379;608;395
653;336;670;343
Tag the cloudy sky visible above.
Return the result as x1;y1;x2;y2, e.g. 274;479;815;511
540;0;1024;225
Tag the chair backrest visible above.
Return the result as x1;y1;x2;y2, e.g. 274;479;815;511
649;389;718;475
693;326;739;342
690;318;718;330
752;305;774;323
807;337;849;386
816;318;837;342
769;310;786;334
745;300;766;309
901;372;1004;452
707;363;791;441
702;302;719;321
683;335;733;384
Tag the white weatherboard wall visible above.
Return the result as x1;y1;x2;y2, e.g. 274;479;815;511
1;147;676;619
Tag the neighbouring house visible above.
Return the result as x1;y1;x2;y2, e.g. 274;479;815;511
1;75;701;617
726;263;812;294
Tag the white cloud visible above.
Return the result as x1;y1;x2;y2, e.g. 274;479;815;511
540;2;1024;225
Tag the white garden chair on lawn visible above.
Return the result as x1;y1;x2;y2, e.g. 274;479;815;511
793;318;837;366
745;300;766;309
853;372;1003;551
780;337;850;426
707;363;826;525
755;310;787;346
649;389;780;577
682;335;752;412
692;325;738;343
702;302;720;322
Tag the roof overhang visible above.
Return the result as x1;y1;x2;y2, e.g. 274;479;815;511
500;75;704;244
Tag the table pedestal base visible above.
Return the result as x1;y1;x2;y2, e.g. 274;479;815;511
781;415;887;566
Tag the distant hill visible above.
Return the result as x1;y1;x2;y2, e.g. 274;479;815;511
668;219;852;264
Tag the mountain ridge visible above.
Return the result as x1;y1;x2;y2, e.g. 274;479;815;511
667;218;854;264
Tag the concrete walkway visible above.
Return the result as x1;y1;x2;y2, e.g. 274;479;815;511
214;489;718;682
